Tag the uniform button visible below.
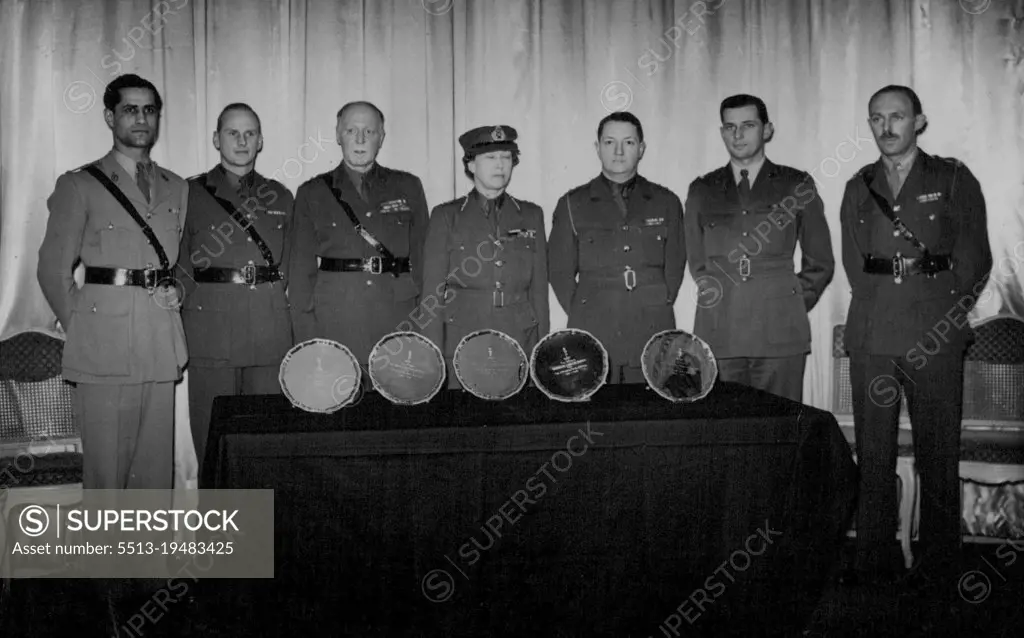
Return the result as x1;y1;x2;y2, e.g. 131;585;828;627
893;230;900;237
332;222;337;227
581;299;587;304
742;210;749;215
495;260;504;267
622;225;629;231
247;237;252;242
209;224;216;230
197;305;203;310
928;214;935;221
742;232;748;237
495;281;503;289
91;305;97;313
277;224;283;229
146;213;153;219
459;245;465;251
893;205;901;212
859;219;865;224
709;222;716;228
741;276;749;282
108;222;114;229
366;212;372;217
623;245;631;252
366;280;372;286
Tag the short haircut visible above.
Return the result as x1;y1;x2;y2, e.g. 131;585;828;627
720;94;769;125
216;103;262;134
869;85;923;116
103;74;163;112
336;101;385;128
869;85;926;135
597;112;644;143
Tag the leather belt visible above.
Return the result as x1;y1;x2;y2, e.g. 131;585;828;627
863;254;954;278
83;266;175;290
318;256;410;275
193;265;283;285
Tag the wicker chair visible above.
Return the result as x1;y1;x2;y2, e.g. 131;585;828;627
0;331;83;591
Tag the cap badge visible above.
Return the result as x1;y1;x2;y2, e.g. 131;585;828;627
491;126;506;142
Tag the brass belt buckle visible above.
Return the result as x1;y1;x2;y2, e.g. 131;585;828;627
739;254;751;278
242;262;257;287
367;256;383;275
624;265;637;291
893;252;904;285
493;290;504;307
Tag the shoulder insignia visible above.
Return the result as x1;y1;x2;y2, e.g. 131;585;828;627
508;194;522;211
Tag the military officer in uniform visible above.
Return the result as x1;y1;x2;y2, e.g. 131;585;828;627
37;74;188;631
840;85;991;587
548;112;685;384
287;101;429;373
177;103;294;474
38;74;187;490
684;94;834;402
420;125;549;387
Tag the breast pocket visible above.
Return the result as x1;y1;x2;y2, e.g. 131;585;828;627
579;227;613;271
640;225;667;266
380;210;413;256
699;213;734;257
503;236;535;279
97;219;140;260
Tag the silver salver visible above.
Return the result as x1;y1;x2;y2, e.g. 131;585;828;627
368;331;446;405
641;330;717;402
529;328;608;402
279;339;364;413
453;329;529;400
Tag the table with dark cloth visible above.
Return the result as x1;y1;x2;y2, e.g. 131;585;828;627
201;381;857;638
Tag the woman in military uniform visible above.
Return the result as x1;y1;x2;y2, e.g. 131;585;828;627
420;125;549;389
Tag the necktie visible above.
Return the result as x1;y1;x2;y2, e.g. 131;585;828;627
886;165;902;199
136;162;152;203
610;182;628;216
738;169;751;201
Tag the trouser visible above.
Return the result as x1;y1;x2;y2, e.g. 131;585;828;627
188;365;281;476
75;382;175;606
849;353;964;569
716;355;807;403
75;381;175;489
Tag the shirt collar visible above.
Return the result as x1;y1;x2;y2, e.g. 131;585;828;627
601;173;638;198
113;149;154;177
731;155;765;186
215;164;255;193
881;146;918;177
473;189;507;215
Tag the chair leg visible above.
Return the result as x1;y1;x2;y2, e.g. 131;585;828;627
896;458;917;569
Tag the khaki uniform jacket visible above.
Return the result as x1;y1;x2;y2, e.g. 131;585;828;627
420;191;550;368
178;165;295;368
684;160;834;359
840;151;992;358
37;150;189;384
548;175;686;369
287;163;429;363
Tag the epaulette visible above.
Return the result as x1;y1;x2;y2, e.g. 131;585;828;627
186;173;204;182
566;183;589;198
938;156;965;167
436;196;466;209
71;161;97;174
853;163;875;180
507;194;523;211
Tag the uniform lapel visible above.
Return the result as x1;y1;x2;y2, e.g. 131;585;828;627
750;159;777;203
866;158;894;204
97;151;149;213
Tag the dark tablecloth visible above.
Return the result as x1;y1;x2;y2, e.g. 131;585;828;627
203;381;857;637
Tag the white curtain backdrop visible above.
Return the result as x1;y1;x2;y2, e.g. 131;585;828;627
2;0;1022;445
